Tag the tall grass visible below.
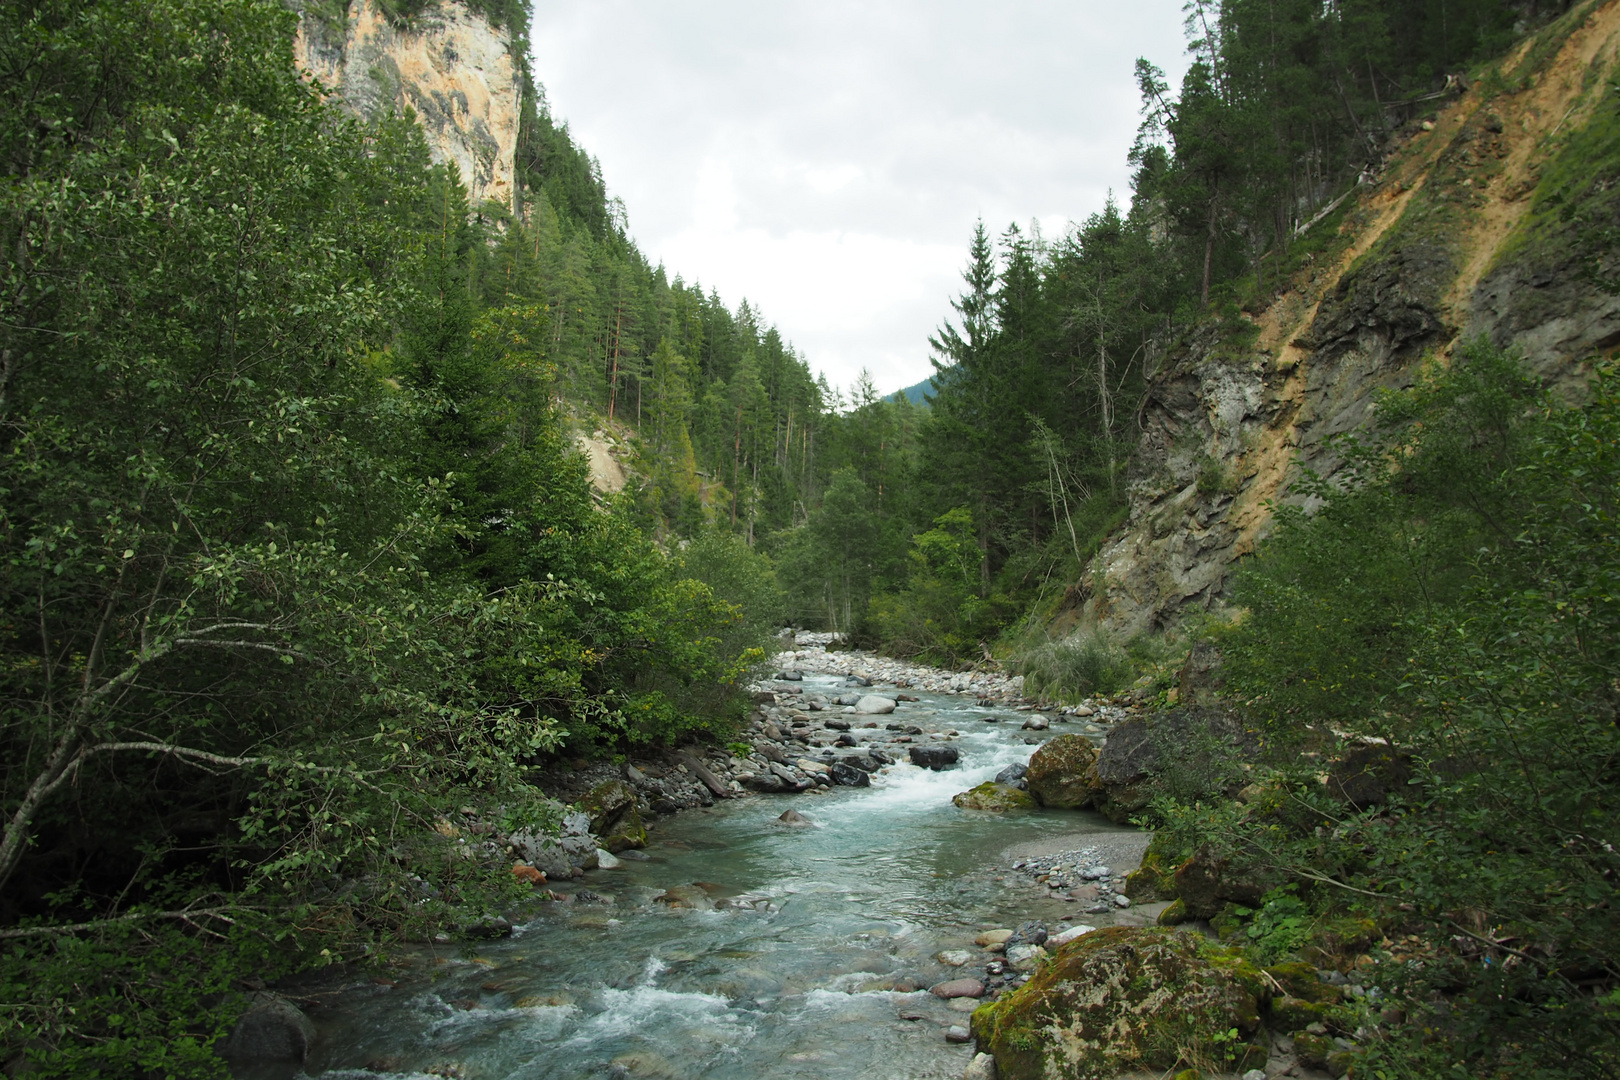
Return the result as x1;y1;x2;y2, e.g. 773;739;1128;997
1014;631;1135;703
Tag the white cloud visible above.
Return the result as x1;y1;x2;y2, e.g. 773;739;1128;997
529;0;1191;396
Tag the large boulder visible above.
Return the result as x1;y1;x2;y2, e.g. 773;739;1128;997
1024;735;1103;809
1092;707;1259;823
969;927;1267;1080
952;782;1036;811
510;808;597;879
1171;846;1269;919
855;694;897;714
218;992;316;1064
580;780;647;853
909;745;959;770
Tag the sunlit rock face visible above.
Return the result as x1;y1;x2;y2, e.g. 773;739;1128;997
293;0;521;209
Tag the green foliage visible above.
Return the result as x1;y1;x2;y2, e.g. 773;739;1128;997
869;506;1016;665
1170;345;1620;1078
1235;886;1312;962
0;0;799;1070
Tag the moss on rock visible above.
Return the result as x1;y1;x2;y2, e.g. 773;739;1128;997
969;926;1265;1080
1025;734;1103;809
580;780;646;852
953;782;1037;811
1124;831;1183;901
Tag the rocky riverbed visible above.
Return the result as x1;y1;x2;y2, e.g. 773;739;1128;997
224;638;1341;1080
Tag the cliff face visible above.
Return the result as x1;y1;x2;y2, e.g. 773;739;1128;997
1075;0;1620;639
292;0;521;209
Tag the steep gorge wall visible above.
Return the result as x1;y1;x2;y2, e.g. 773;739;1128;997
291;0;522;209
1075;0;1620;639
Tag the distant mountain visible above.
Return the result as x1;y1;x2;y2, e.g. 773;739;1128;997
887;377;934;406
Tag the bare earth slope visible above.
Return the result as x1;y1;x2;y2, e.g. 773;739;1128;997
1069;0;1620;639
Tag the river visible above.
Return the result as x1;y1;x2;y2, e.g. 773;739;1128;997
290;673;1149;1080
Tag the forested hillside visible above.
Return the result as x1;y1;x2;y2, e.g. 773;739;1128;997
0;0;810;1072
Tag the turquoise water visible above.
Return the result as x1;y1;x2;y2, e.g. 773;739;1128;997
297;677;1138;1080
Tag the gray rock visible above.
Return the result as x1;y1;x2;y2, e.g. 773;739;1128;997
908;746;959;770
946;1025;972;1043
219;993;315;1064
1021;716;1049;731
824;718;852;731
994;763;1028;789
510;808;597;879
855;695;897;714
776;809;814;826
964;1052;999;1080
830;761;870;787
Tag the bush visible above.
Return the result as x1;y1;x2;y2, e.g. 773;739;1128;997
1170;344;1620;1078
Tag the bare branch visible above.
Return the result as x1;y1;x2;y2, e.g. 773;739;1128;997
0;905;250;941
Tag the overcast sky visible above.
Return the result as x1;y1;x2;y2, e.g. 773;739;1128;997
528;2;1192;400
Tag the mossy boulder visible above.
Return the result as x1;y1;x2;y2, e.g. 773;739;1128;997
1025;735;1104;809
580;780;646;852
1263;962;1339;1005
1267;996;1333;1032
1172;847;1269;919
953;781;1037;811
1156;899;1190;926
1124;831;1183;901
969;926;1265;1080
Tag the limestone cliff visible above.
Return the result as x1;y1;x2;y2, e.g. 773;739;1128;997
291;0;521;209
1075;0;1620;638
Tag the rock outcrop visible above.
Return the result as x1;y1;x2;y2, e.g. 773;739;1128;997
291;0;522;209
1065;4;1620;638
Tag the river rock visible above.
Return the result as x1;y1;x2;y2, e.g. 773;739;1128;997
1046;924;1096;948
1025;734;1103;809
580;780;647;852
595;849;622;869
952;782;1035;811
655;885;714;911
937;949;974;967
830;761;871;787
1021;716;1049;731
964;1052;999;1080
994;763;1029;788
975;929;1013;947
855;695;897;714
510;809;596;879
1006;944;1048;971
219;992;316;1064
946;1025;972;1043
824;718;851;731
930;978;986;999
909;746;959;770
777;670;803;681
776;809;814;826
970;927;1267;1080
